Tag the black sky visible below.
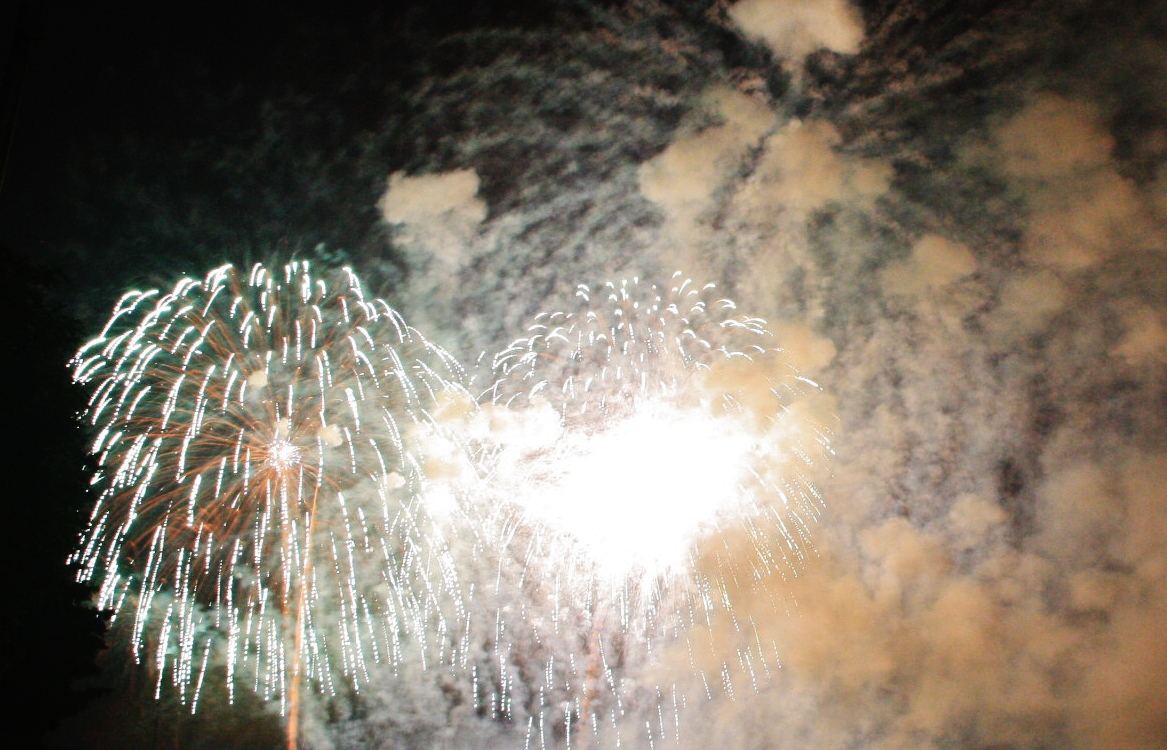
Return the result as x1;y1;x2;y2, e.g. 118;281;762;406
1;1;603;307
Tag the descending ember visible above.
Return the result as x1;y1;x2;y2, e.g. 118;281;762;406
70;261;470;741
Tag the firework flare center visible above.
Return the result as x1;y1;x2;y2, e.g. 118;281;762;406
481;274;832;603
264;437;303;473
510;398;755;580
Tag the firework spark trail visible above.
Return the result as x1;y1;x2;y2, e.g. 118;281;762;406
70;261;471;732
472;273;834;747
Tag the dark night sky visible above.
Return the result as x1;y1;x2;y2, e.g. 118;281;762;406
1;1;590;285
2;2;540;289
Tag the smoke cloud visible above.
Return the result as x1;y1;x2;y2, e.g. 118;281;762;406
367;2;1167;748
728;0;865;62
379;168;488;266
52;2;1167;748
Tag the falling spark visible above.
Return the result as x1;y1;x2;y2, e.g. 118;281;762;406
70;261;470;741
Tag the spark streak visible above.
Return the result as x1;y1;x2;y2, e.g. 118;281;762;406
71;261;469;742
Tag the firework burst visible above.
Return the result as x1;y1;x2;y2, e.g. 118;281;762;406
70;261;469;734
474;273;834;746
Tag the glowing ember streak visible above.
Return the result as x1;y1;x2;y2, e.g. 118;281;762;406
70;261;469;725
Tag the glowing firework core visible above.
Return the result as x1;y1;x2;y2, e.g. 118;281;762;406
514;399;754;578
264;437;302;472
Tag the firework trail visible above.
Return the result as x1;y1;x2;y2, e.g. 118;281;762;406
472;273;834;748
70;261;470;741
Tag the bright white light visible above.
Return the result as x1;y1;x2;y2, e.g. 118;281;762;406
509;400;755;579
265;438;302;473
479;273;832;608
